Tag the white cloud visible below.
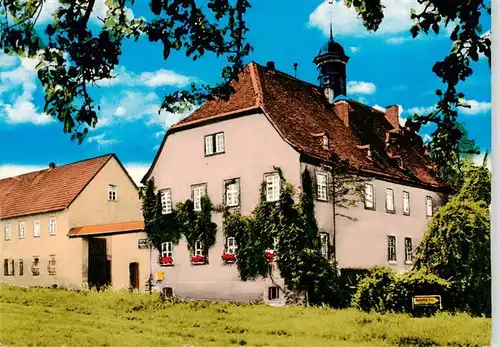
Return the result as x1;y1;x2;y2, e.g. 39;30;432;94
123;163;150;187
97;90;194;130
372;104;385;112
97;66;192;88
0;55;53;125
87;133;118;148
472;152;492;171
0;53;17;69
0;164;46;179
460;99;491;115
37;0;134;26
309;0;425;38
347;81;376;95
349;46;360;53
422;134;432;143
406;105;436;115
386;36;408;45
399;117;407;127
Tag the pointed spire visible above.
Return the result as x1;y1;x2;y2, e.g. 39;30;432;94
329;22;333;41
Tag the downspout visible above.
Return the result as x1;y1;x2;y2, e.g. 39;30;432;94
331;167;337;264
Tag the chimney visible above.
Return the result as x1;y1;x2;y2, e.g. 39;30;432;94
266;61;275;70
385;105;401;131
49;162;56;169
334;100;350;127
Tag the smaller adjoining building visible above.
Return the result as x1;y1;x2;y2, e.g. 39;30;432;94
0;154;149;291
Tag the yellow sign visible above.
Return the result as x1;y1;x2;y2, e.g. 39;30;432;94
413;295;440;306
156;271;165;281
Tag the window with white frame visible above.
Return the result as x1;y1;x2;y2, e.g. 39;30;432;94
194;240;203;256
316;172;328;201
268;286;279;300
3;259;14;276
33;220;40;237
192;184;207;211
385;188;395;212
225;179;240;207
108;184;117;201
364;183;375;210
204;132;225;155
403;191;410;215
319;232;329;259
226;237;237;255
265;173;280;202
49;218;56;235
161;189;173;214
405;237;413;263
426;196;433;217
388;236;396;262
322;135;329;149
4;224;11;241
31;256;40;276
161;242;173;257
18;221;25;239
48;255;56;275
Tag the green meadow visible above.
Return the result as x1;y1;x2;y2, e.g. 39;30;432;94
0;285;491;346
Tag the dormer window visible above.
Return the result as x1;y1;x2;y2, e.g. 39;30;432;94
357;144;372;160
322;135;329;150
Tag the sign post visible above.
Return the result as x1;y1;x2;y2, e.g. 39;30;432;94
412;295;442;310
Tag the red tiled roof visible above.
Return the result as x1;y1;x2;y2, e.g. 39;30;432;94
68;220;144;237
0;154;114;219
146;62;442;189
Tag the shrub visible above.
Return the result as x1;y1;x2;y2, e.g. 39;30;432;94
352;267;450;314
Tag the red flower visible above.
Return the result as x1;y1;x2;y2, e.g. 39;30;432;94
160;256;173;265
191;255;205;263
264;251;274;262
221;253;236;262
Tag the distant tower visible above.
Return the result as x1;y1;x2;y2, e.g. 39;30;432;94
313;23;349;103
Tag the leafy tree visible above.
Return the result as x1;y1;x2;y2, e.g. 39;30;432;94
414;198;491;316
455;152;491;205
345;0;490;185
0;0;252;142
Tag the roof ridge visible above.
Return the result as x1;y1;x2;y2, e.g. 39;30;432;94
0;153;115;181
248;62;264;107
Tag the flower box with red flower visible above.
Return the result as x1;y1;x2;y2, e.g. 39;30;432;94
264;251;275;263
221;252;236;264
191;255;206;265
159;256;174;267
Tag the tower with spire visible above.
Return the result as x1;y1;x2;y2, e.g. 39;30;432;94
313;23;349;103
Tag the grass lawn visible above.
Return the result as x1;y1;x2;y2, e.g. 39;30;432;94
0;285;491;347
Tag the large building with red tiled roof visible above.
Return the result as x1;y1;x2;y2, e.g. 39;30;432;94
143;36;446;304
1;154;148;291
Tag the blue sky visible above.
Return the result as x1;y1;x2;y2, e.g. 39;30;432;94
0;0;492;184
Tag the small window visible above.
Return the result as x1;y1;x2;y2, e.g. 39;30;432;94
405;238;413;263
19;259;24;276
225;179;240;207
108;184;117;201
161;189;173;214
268;286;280;300
388;236;396;262
33;220;40;237
226;237;237;255
385;188;395;212
403;191;410;215
322;135;329;150
18;222;26;239
316;172;328;201
4;225;11;241
4;259;14;276
364;183;375;210
48;255;56;275
32;256;40;276
319;232;329;259
265;173;280;202
204;132;225;155
161;242;174;258
192;184;207;211
426;196;433;217
194;240;203;257
49;217;56;235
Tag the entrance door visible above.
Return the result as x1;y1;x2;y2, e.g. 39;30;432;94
129;262;139;290
88;238;110;290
